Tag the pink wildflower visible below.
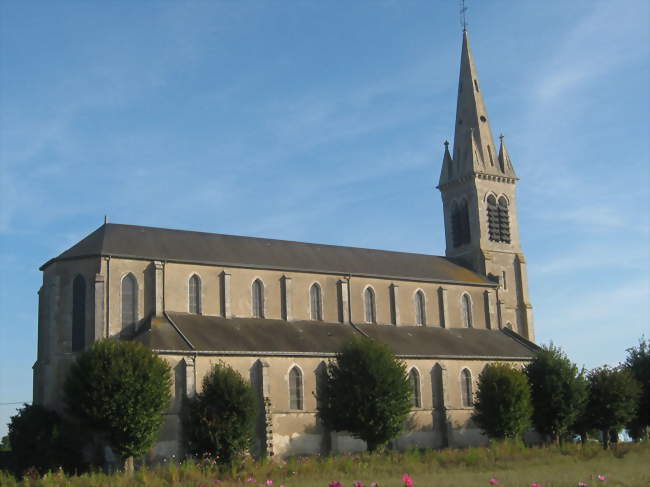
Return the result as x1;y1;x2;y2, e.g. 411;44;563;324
489;479;499;485
246;478;256;483
578;483;588;487
402;473;414;487
371;483;379;487
328;482;342;487
597;475;606;482
266;481;274;486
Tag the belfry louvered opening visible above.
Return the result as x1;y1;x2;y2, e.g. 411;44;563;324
451;200;471;247
487;195;511;243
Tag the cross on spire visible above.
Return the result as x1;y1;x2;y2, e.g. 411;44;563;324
460;0;468;32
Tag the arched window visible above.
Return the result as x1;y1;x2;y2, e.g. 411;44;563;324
497;196;511;244
72;275;85;351
487;195;511;243
415;290;426;326
188;274;201;314
409;368;421;408
289;366;303;410
451;199;471;247
121;273;138;332
310;283;322;321
461;368;473;407
462;293;473;328
364;287;376;324
252;279;264;318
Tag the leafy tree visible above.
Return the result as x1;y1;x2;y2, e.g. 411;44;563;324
64;339;172;469
6;404;83;475
525;344;588;444
318;338;412;451
624;337;650;441
184;362;257;465
472;363;532;440
586;366;641;449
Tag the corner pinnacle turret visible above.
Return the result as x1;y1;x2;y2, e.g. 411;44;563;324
439;30;517;187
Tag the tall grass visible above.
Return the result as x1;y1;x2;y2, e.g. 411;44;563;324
1;441;648;487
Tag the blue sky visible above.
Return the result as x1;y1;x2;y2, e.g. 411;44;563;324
1;1;648;436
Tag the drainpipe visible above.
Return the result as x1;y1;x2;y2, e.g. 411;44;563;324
105;256;111;337
345;273;352;324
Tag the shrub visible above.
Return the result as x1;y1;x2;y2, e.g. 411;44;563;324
472;363;532;440
624;337;650;440
586;366;641;448
64;339;172;467
525;344;588;444
6;404;83;475
318;337;412;451
184;361;257;464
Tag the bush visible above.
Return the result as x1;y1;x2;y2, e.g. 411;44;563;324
64;339;172;466
472;363;532;440
586;366;641;448
318;337;412;451
184;361;257;465
525;344;588;444
6;404;83;475
624;337;650;440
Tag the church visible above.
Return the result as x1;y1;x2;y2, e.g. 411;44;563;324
33;31;538;458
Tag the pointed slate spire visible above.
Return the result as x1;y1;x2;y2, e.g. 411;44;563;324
498;134;517;178
440;30;516;185
439;140;454;185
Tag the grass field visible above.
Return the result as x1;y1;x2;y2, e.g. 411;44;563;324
1;442;648;487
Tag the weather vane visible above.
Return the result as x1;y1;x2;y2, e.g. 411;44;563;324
460;0;468;32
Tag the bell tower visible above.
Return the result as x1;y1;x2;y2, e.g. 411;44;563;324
437;30;534;340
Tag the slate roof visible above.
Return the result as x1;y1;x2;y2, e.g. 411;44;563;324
132;312;537;359
42;223;492;286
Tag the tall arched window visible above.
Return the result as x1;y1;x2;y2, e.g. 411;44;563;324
451;199;471;247
310;283;322;321
415;290;426;326
121;273;138;332
252;279;264;318
462;293;473;328
188;274;201;314
289;366;303;410
364;287;376;324
409;368;421;408
497;196;511;244
487;195;511;243
72;275;85;352
461;368;473;407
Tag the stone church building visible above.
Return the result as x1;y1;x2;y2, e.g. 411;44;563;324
33;31;538;458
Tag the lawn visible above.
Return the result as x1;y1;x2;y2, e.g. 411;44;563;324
1;442;648;487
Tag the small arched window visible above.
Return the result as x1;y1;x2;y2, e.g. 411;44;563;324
462;293;473;328
461;368;473;407
188;274;201;314
121;273;138;332
415;290;426;326
252;279;264;318
364;287;376;324
72;275;85;352
409;368;421;408
310;283;322;321
289;366;303;410
451;199;471;247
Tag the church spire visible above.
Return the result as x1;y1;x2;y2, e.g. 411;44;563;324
439;30;516;187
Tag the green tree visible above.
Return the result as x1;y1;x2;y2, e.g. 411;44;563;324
525;344;588;444
6;404;82;475
624;337;650;441
586;366;641;449
318;338;412;451
472;363;532;440
184;362;257;465
64;339;172;469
